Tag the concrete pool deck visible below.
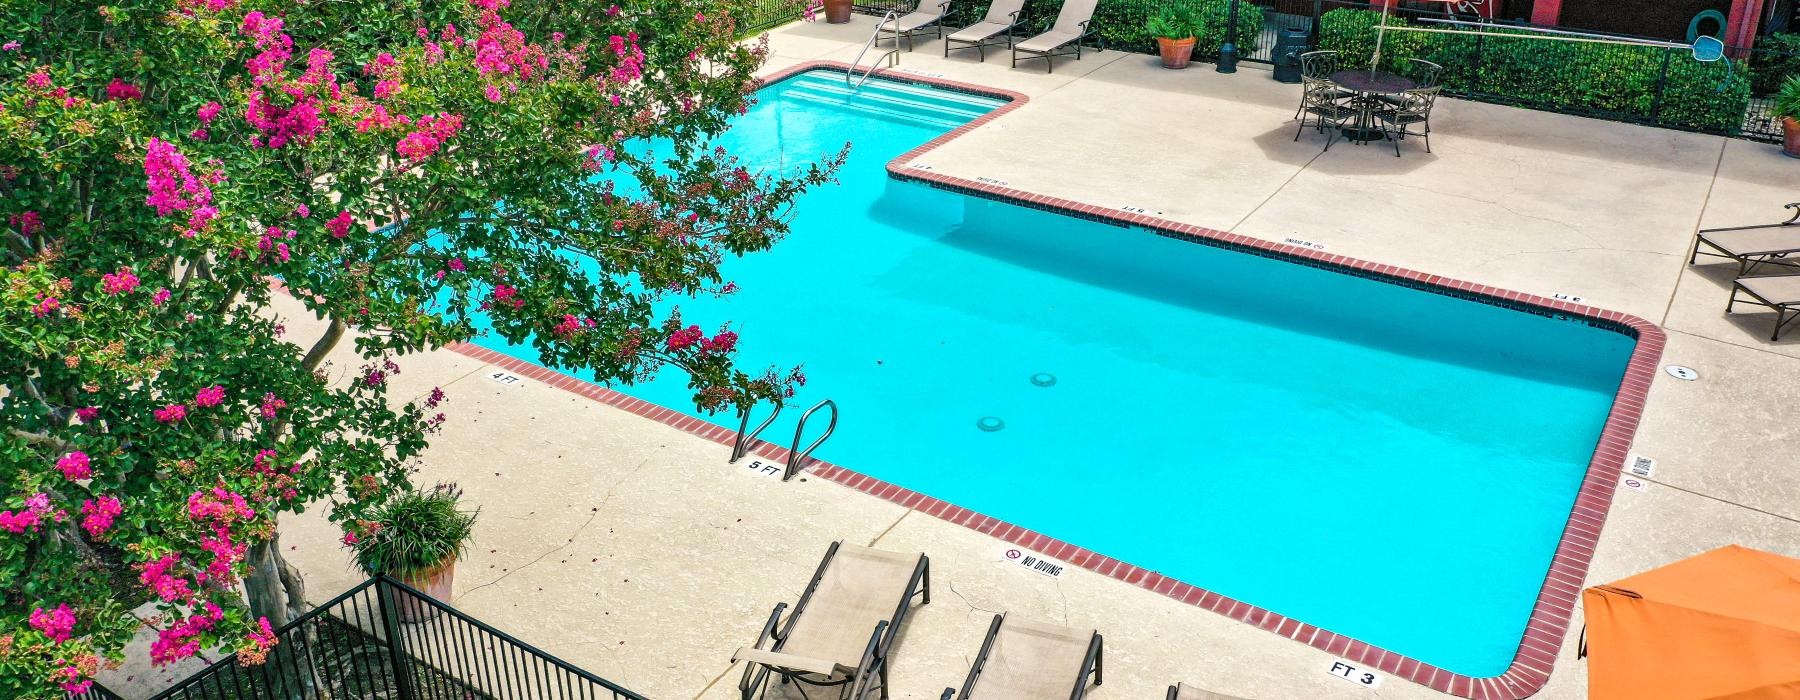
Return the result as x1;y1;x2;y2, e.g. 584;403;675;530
105;17;1800;700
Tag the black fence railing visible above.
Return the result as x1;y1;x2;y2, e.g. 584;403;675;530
145;575;647;700
71;684;127;700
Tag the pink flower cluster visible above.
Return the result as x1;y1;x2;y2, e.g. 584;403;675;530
489;284;524;311
245;89;324;149
106;78;144;101
8;210;41;237
28;604;76;643
240;12;333;148
473;9;548;84
664;325;739;353
31;294;59;317
552;314;596;338
0;493;60;534
152;287;173;305
326;210;354;238
605;33;647;85
80;496;123;539
56;451;92;481
188;487;255;526
140;555;196;602
260;392;286;419
195;384;226;407
394;112;463;162
102;267;141;295
151;602;223;666
155;403;187;423
257;225;294;263
143;138;218;235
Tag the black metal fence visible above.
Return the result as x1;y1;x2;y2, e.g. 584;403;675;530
71;684;127;700
143;576;646;700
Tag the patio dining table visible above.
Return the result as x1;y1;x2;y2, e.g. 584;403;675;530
1329;69;1417;144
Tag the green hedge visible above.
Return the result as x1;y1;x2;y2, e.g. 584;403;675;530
1316;8;1750;134
1750;32;1800;97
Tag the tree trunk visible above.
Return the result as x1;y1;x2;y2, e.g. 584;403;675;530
245;532;320;699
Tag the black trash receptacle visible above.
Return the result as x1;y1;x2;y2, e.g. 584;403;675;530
1272;28;1309;83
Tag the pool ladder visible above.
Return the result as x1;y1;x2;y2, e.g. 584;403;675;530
730;399;839;481
848;11;900;89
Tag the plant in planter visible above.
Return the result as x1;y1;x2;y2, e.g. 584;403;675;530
1148;4;1201;69
1773;76;1800;158
352;483;479;620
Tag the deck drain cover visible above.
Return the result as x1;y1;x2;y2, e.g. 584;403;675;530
1030;372;1057;387
976;417;1005;432
1664;365;1699;381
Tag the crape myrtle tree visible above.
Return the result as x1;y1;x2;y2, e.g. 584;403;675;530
0;0;836;694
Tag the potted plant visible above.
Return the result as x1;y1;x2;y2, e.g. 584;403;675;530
352;482;479;621
1148;5;1200;69
822;0;853;24
1774;75;1800;158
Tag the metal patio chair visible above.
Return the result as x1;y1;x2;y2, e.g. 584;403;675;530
880;0;953;52
939;614;1102;699
1690;202;1800;276
1375;85;1442;156
1407;57;1444;88
1011;0;1099;73
734;541;931;700
1295;71;1359;151
1293;50;1352;121
944;0;1026;61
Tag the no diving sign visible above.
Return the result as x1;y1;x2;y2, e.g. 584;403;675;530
1001;548;1065;578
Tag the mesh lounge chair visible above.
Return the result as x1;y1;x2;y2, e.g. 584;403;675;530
1727;274;1800;340
1168;682;1252;699
940;614;1102;700
735;541;931;700
1690;203;1800;276
1011;0;1099;73
944;0;1026;61
880;0;953;52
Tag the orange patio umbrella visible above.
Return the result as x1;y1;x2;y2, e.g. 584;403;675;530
1583;545;1800;699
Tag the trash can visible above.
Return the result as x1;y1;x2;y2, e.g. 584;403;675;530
1272;28;1309;84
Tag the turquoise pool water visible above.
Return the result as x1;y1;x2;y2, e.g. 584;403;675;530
469;70;1635;677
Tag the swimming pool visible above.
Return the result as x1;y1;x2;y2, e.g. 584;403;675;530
466;67;1649;684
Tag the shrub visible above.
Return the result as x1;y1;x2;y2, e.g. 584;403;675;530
1750;33;1800;97
353;484;479;578
1318;7;1750;133
1772;75;1800;120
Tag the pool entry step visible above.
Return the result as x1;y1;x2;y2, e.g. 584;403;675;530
783;74;1004;128
730;398;838;481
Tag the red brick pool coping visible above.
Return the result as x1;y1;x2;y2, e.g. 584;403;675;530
443;61;1665;700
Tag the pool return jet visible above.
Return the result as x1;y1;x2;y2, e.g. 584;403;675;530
1363;0;1729;82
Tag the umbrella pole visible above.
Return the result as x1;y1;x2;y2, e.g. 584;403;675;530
1371;0;1391;74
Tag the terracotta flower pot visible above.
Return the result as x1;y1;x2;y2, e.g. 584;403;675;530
1157;36;1197;70
1784;117;1800;158
397;558;456;622
823;0;853;24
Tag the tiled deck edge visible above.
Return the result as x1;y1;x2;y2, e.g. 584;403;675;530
445;61;1664;700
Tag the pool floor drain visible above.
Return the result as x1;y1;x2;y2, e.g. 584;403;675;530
1030;372;1057;387
1664;365;1700;381
976;417;1005;432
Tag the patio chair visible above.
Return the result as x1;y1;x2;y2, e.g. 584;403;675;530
1406;57;1444;88
1295;71;1359;151
880;0;953;52
1011;0;1099;73
943;0;1026;61
1375;85;1442;156
1689;203;1800;276
939;614;1103;699
1726;273;1800;340
1294;51;1354;121
734;541;931;700
1168;683;1253;699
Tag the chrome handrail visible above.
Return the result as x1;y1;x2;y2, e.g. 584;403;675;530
848;11;901;89
784;399;838;481
730;401;783;463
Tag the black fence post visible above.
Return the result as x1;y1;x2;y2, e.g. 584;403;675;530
1649;48;1673;124
375;579;419;700
1309;0;1322;47
1219;0;1242;73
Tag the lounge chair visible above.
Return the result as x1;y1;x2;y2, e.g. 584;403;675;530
940;614;1102;699
1689;202;1800;276
734;541;931;700
943;0;1026;61
1727;273;1800;340
1168;682;1253;699
1011;0;1100;73
880;0;953;52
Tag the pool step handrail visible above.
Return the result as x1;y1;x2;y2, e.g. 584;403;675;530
849;12;901;89
730;401;784;463
785;399;839;481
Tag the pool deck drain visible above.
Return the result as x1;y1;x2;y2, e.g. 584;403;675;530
101;17;1800;700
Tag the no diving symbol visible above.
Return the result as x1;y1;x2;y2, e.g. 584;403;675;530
1004;549;1022;560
